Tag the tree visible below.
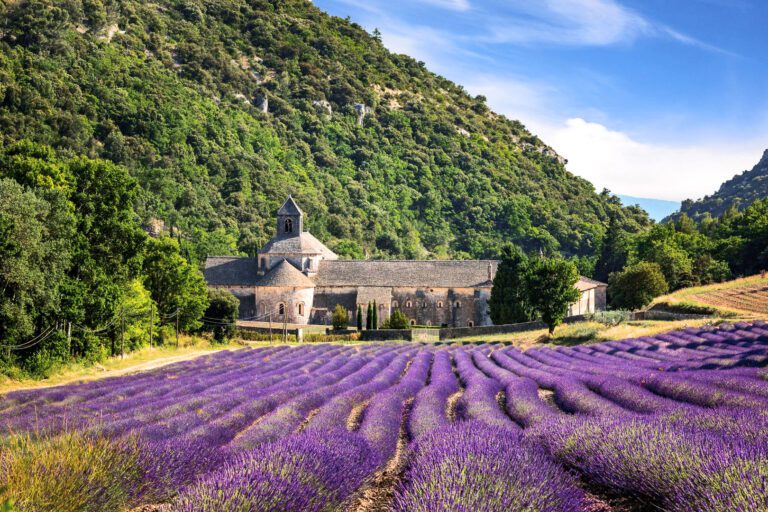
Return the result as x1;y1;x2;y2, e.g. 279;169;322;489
489;245;534;324
366;302;373;330
0;179;72;347
331;304;349;330
526;257;581;334
142;237;209;332
203;289;240;342
594;215;631;282
356;304;363;331
372;300;378;330
608;262;669;310
387;309;410;329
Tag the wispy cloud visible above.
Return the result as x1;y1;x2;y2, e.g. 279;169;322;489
480;0;732;53
419;0;472;12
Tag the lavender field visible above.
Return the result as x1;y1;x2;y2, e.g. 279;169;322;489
3;322;768;511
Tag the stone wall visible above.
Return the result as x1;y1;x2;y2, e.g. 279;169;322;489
255;286;315;324
390;286;491;327
439;315;588;340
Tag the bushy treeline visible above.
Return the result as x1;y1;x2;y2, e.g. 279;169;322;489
597;200;768;309
0;0;649;264
0;141;233;378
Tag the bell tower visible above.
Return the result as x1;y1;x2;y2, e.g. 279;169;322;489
277;195;303;236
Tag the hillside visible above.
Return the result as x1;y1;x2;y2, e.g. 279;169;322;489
676;149;768;220
0;0;649;264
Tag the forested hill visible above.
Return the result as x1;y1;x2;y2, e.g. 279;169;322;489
674;149;768;221
0;0;649;263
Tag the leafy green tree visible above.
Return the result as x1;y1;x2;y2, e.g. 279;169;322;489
526;257;581;334
0;179;72;347
356;304;363;331
142;237;209;332
331;304;349;330
608;262;669;310
120;279;157;351
594;215;631;282
387;309;410;329
203;289;240;342
489;245;534;324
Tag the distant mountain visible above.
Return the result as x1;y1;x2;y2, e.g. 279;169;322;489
674;149;768;221
618;195;680;222
0;0;650;263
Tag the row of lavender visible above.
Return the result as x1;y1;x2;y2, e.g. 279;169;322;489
2;322;768;511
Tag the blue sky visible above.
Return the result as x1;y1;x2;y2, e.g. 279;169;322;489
314;0;768;201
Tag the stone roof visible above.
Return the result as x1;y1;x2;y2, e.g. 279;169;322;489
315;260;498;288
258;231;337;258
259;259;315;288
204;257;259;286
576;276;608;291
277;195;303;216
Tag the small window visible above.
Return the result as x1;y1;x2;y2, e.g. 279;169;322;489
426;320;432;326
260;301;267;315
406;300;412;308
298;302;305;316
410;320;416;326
278;303;285;315
437;301;443;308
285;219;293;233
260;258;267;270
422;302;428;308
455;301;461;308
468;321;474;327
392;300;399;308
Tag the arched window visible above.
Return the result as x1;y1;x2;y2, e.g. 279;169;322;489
392;300;399;308
298;302;305;316
379;303;385;310
422;302;428;308
426;320;432;326
278;303;285;316
406;300;412;308
260;258;267;270
468;321;474;327
260;301;267;315
285;219;293;233
437;301;443;308
410;319;416;326
455;301;461;309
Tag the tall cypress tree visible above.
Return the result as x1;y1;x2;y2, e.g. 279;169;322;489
372;300;378;329
489;244;535;324
366;302;372;330
357;304;363;331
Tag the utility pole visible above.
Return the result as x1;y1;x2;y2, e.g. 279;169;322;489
66;321;72;357
149;303;154;349
120;308;125;360
175;310;180;349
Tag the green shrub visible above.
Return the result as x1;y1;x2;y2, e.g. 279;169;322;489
201;289;240;342
384;309;410;329
0;432;146;512
609;262;669;310
589;310;632;326
331;304;349;331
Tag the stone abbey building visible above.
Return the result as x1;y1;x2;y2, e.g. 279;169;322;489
204;197;606;327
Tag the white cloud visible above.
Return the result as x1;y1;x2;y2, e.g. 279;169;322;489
534;118;765;201
419;0;471;12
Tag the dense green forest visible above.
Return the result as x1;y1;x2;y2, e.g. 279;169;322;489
673;149;768;221
0;0;651;264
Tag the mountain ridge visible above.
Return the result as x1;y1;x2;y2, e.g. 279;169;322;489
673;149;768;221
0;0;650;264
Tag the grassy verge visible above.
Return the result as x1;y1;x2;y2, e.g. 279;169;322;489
453;318;724;350
0;336;243;394
651;274;768;319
